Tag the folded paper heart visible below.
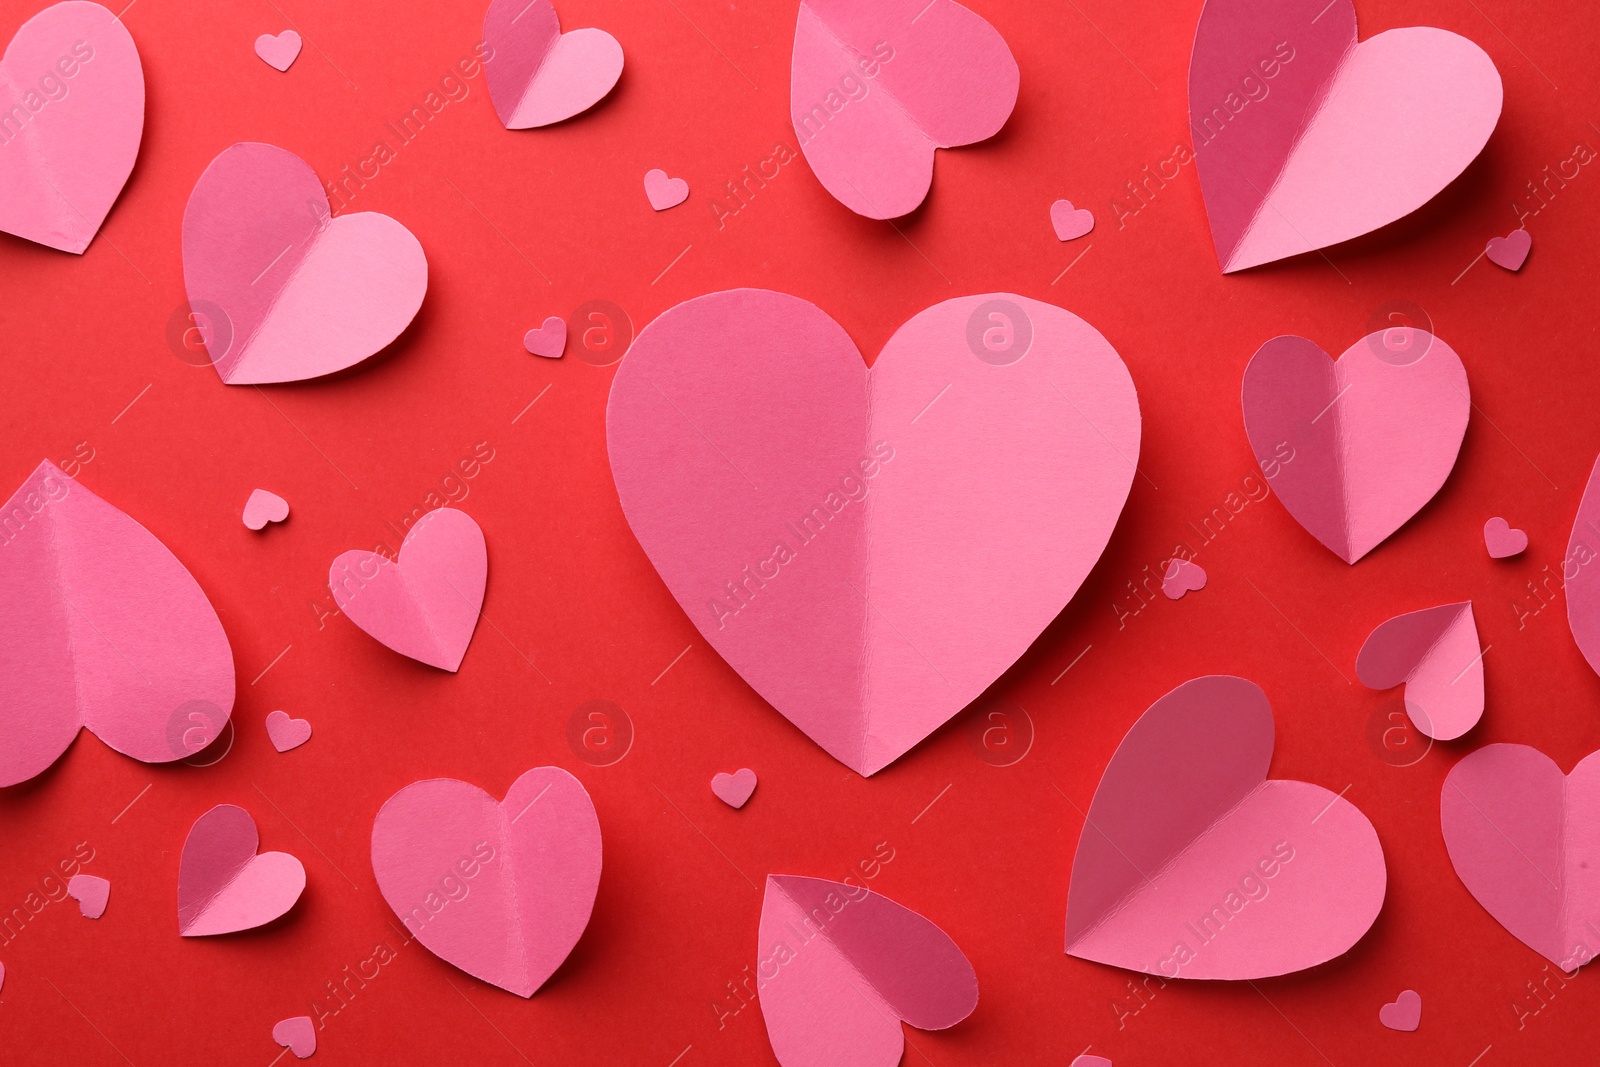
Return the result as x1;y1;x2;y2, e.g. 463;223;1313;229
0;2;144;253
1161;558;1206;600
524;316;567;358
1483;516;1527;559
272;1016;316;1058
1051;200;1095;241
67;874;110;919
371;767;602;997
1565;456;1600;678
1356;602;1483;741
265;711;312;753
1065;676;1386;979
1379;989;1422;1031
757;874;977;1067
1486;229;1531;272
178;804;306;936
1242;330;1469;564
1071;1057;1112;1067
242;488;289;530
1190;0;1501;271
0;461;235;787
643;168;688;210
329;507;486;672
607;289;1140;775
254;30;301;71
711;768;757;809
182;142;428;384
790;0;1018;219
483;0;623;128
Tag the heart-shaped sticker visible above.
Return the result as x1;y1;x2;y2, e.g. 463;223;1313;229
483;0;623;128
178;805;306;936
711;768;757;809
1356;602;1483;741
254;30;302;72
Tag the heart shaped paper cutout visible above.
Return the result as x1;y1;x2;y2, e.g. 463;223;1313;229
1161;558;1206;600
1441;744;1600;970
1483;516;1527;558
1564;455;1600;678
643;168;688;211
790;0;1018;219
1051;200;1095;241
0;2;144;254
371;767;602;997
182;142;428;384
524;315;567;358
1486;228;1531;271
0;460;235;787
272;1016;316;1058
607;290;1140;775
1190;0;1501;272
484;0;623;129
1065;676;1386;979
178;804;306;936
242;488;289;530
1242;330;1469;564
757;875;977;1067
254;30;301;72
265;710;311;753
67;874;109;919
1379;989;1421;1031
711;768;757;809
1357;602;1483;741
329;507;486;672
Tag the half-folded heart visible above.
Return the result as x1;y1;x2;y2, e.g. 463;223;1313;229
178;804;306;936
1357;602;1483;741
1564;455;1600;679
483;0;623;129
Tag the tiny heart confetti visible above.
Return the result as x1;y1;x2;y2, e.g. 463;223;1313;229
643;168;688;211
711;768;757;808
1483;517;1528;558
524;316;567;358
1486;228;1531;271
264;711;312;753
1379;989;1422;1031
272;1016;316;1058
1051;200;1094;241
253;30;301;71
66;874;109;919
242;489;289;530
1161;558;1206;600
178;805;306;936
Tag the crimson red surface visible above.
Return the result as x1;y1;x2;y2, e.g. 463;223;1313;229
3;0;1599;1064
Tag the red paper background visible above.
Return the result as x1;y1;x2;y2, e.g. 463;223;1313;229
2;0;1598;1063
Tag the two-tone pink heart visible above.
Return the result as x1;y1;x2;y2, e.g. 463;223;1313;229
483;0;623;129
1357;602;1483;741
178;804;305;936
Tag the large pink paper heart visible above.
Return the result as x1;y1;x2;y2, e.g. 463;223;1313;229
1441;744;1600;970
178;804;306;936
607;290;1140;776
790;0;1018;219
757;875;977;1067
182;142;428;384
1357;602;1483;741
1190;0;1501;272
371;767;602;997
483;0;623;129
1065;677;1386;979
0;460;235;787
328;507;486;672
1242;330;1469;564
0;2;144;254
1564;455;1600;679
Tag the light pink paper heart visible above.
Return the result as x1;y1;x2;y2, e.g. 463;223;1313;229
1051;200;1094;241
329;507;486;672
0;2;144;254
1566;456;1600;678
757;875;977;1067
1242;331;1469;564
272;1016;316;1058
0;460;235;787
1483;516;1527;559
242;488;289;530
790;0;1018;219
524;315;567;358
1379;989;1421;1031
483;0;622;129
711;768;757;809
371;767;602;997
178;804;306;936
1071;1058;1112;1067
1442;744;1600;970
265;710;311;753
1357;602;1483;741
1160;558;1206;600
1065;677;1386;979
253;30;301;72
1486;228;1531;271
607;290;1140;776
182;142;428;384
67;874;109;919
1190;0;1501;272
643;168;688;211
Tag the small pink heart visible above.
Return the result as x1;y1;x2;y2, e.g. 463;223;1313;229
644;169;689;211
1357;602;1483;741
1071;1057;1112;1067
242;489;290;530
178;805;306;936
1379;989;1421;1031
1051;200;1095;241
524;316;567;359
710;768;757;809
254;30;302;72
484;0;623;128
1486;228;1531;272
1160;558;1206;600
1483;516;1528;559
265;711;312;753
272;1015;317;1058
67;875;110;919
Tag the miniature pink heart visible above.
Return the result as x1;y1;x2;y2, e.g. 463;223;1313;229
264;710;312;753
711;768;757;808
1051;200;1095;241
1486;228;1531;271
524;316;567;358
242;489;289;530
1483;516;1527;558
0;2;145;253
1071;1057;1112;1067
371;767;602;997
1357;602;1482;741
253;30;302;72
178;805;305;936
1379;989;1421;1031
484;0;622;129
67;874;110;919
643;169;689;211
1160;558;1206;600
272;1016;316;1058
328;508;486;672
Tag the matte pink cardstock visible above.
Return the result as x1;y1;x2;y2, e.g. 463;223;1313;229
1564;455;1600;679
483;0;623;129
1357;602;1483;741
67;874;109;918
1065;677;1386;979
606;289;1140;776
1379;989;1422;1031
711;768;757;809
178;804;306;936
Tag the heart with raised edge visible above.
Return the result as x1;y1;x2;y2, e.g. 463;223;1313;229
711;768;757;808
272;1016;316;1058
524;316;567;358
1379;989;1421;1031
1357;602;1483;741
254;30;302;72
483;0;622;129
1051;200;1095;241
178;805;306;936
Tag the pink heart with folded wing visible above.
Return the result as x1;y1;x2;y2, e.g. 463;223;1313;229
67;874;110;919
254;30;302;71
1565;456;1600;679
1357;602;1483;741
178;804;306;936
483;0;623;129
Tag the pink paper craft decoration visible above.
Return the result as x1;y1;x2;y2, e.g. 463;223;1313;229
178;804;306;936
1064;676;1386;979
1161;558;1206;600
272;1016;316;1058
242;488;289;530
1486;228;1531;271
254;30;302;72
181;142;428;384
1379;989;1422;1031
607;289;1140;776
67;874;109;918
264;710;311;753
1441;743;1600;970
1242;330;1469;564
1483;517;1527;559
371;767;602;997
1051;200;1095;241
483;0;623;129
790;0;1018;219
711;768;757;809
643;168;688;211
1356;602;1483;741
523;315;567;358
0;2;144;254
1071;1058;1112;1067
328;507;486;672
757;874;977;1067
1564;455;1600;679
1189;0;1501;273
0;460;235;787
